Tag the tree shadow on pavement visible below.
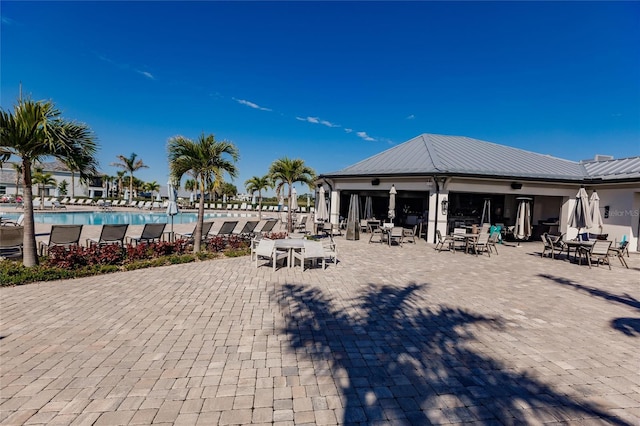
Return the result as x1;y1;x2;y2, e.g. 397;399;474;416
275;282;630;425
539;273;640;337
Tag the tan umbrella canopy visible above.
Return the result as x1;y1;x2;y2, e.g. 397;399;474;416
589;190;603;231
388;185;397;223
514;197;532;241
290;187;298;212
568;187;592;234
315;186;329;222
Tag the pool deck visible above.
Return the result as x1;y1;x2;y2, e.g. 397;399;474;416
1;218;639;425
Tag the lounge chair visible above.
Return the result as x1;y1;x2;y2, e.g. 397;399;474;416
578;240;612;269
256;219;278;235
292;240;326;270
0;225;23;258
175;221;215;244
126;223;166;246
435;230;455;252
38;225;83;256
52;200;66;209
86;224;129;247
210;221;238;237
235;220;259;238
254;239;288;271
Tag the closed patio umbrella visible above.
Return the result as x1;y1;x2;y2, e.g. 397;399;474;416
388;185;397;223
315;186;329;222
364;196;373;219
166;180;180;238
291;187;298;212
514;197;532;243
589;190;603;232
568;187;592;235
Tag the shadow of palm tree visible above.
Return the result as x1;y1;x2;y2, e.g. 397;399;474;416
539;273;640;338
276;282;630;425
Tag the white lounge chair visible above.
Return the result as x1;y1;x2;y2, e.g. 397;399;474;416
254;239;288;271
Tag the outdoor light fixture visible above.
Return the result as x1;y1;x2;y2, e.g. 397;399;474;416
511;182;523;190
441;199;449;215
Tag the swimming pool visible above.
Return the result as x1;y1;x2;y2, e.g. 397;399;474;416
0;211;255;225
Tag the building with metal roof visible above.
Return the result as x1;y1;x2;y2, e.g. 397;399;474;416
318;134;639;252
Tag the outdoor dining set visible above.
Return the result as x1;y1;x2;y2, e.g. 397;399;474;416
541;232;630;269
434;223;501;256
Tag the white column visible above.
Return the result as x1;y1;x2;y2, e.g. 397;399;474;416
427;191;449;243
330;190;340;225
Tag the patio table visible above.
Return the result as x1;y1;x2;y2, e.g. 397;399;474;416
564;240;594;263
453;233;479;254
274;238;305;268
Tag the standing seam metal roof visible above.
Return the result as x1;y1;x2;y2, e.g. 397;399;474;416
324;134;591;180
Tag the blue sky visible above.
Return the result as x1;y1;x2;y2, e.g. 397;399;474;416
2;1;639;195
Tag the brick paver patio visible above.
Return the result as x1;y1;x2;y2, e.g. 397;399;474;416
1;234;639;425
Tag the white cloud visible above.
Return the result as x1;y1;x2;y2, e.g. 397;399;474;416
234;98;272;111
296;116;340;128
406;114;415;120
320;120;339;128
357;131;376;142
344;128;353;133
137;70;155;80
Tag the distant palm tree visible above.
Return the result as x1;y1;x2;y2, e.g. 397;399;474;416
0;96;98;267
111;153;148;202
184;178;196;204
32;169;57;207
168;133;239;252
11;163;22;197
145;180;160;199
268;157;316;232
245;175;272;220
116;170;127;198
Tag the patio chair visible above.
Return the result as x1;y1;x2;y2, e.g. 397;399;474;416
86;224;129;247
403;226;417;244
487;232;500;255
292;240;326;270
541;233;553;258
38;225;83;256
175;221;214;244
211;221;238;237
254;238;288;271
360;219;368;233
126;223;166;246
294;215;308;232
470;232;491;257
256;219;278;235
368;223;386;244
578;239;612;269
0;225;24;258
607;240;629;269
322;239;338;266
235;220;259;238
435;230;455;252
388;227;404;246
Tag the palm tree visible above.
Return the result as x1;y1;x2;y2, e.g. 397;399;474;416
32;169;57;208
268;157;316;233
168;133;239;252
11;163;22;197
245;175;272;220
116;170;127;198
0;96;98;267
145;180;160;200
184;178;196;205
111;153;148;202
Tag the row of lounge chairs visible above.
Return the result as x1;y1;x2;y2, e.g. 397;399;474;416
32;219;281;256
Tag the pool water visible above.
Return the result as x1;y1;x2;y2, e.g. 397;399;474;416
0;211;254;225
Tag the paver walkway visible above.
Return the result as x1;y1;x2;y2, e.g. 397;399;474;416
1;236;639;425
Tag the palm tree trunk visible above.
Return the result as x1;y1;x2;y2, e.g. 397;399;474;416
258;191;262;220
70;172;75;198
21;159;38;267
193;177;205;253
